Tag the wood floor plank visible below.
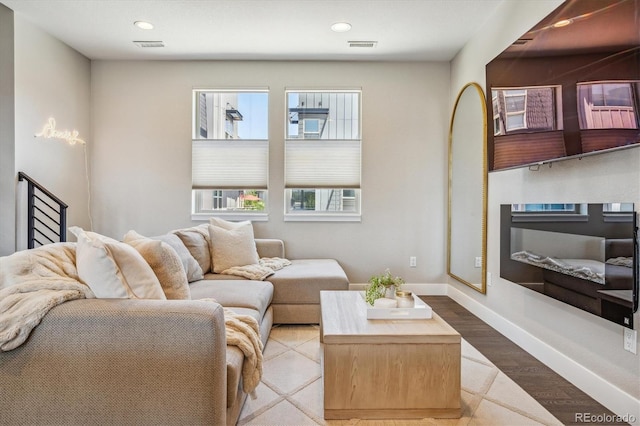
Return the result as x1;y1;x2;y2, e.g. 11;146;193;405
421;296;629;426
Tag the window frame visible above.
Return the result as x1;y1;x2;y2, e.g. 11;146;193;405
191;88;270;221
283;89;362;222
503;89;527;132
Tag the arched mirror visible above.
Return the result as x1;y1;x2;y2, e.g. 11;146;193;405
448;82;487;293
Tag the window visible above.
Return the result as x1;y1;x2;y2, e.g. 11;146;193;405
512;204;578;213
492;93;501;136
603;203;634;212
284;90;361;221
302;119;321;137
511;203;588;222
577;81;639;129
504;89;527;132
192;90;269;219
492;86;562;136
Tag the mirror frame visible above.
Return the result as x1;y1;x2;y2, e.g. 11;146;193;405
447;82;488;293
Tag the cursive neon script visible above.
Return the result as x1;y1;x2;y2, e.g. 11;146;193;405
35;117;86;145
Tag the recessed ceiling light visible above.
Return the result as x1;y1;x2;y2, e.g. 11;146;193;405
134;21;154;30
552;19;573;28
331;22;352;33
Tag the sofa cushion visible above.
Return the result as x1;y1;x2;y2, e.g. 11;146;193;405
208;220;259;273
202;273;244;281
69;227;166;300
172;224;211;274
123;231;191;300
149;233;204;283
189;280;273;320
226;346;245;408
255;239;285;259
268;259;349;304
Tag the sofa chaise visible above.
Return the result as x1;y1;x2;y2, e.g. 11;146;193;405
0;221;349;426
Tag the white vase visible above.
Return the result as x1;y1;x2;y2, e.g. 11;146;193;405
384;285;396;299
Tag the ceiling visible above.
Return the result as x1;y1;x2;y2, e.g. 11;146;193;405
0;0;504;61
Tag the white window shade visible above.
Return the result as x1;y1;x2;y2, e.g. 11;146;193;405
192;140;268;189
285;140;360;188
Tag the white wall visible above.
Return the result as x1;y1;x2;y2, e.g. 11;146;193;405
13;15;92;249
450;0;640;420
90;60;450;283
0;3;15;256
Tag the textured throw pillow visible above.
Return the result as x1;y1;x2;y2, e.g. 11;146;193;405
172;224;212;274
208;219;260;273
69;226;166;300
149;232;203;282
123;230;191;300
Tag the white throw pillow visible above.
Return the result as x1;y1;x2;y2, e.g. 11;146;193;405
69;226;166;300
208;219;259;274
123;230;191;300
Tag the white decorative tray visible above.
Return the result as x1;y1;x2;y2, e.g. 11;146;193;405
360;292;433;320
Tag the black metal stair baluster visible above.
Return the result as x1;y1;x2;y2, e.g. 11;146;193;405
18;172;68;249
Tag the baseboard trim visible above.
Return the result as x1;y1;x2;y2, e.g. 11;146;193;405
446;285;640;424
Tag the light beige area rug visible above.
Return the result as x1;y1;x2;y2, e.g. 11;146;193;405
238;325;562;426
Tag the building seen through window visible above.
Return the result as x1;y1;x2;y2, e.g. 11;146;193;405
192;90;268;214
285;91;361;217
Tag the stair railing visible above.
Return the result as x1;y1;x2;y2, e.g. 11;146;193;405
17;172;68;249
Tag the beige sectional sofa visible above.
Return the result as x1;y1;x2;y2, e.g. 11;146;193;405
0;224;349;425
209;239;350;324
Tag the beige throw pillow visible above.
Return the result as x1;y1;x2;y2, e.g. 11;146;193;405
149;233;203;282
123;230;191;300
69;226;166;300
173;223;212;274
208;219;260;274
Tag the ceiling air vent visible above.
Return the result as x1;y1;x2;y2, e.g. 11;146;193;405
133;40;165;48
512;38;532;46
348;41;377;48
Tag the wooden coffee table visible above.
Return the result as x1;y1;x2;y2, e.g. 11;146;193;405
320;290;461;420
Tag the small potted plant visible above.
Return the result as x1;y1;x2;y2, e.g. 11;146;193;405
365;268;405;305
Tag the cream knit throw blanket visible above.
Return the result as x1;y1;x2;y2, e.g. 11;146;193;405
0;243;95;351
201;298;264;395
221;257;292;281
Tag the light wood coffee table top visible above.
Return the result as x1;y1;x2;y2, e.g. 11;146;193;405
320;290;460;344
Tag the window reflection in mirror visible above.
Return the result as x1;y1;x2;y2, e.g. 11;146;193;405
577;81;640;129
492;86;562;136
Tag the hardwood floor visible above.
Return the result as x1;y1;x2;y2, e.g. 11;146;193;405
421;296;629;426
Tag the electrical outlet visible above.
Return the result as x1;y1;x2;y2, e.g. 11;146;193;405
487;272;493;286
623;328;637;354
409;256;417;268
474;257;482;268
